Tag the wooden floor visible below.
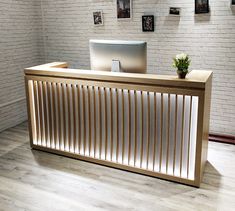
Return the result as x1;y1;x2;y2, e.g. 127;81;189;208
0;122;235;211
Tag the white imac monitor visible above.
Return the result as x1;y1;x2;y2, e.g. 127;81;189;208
89;39;147;73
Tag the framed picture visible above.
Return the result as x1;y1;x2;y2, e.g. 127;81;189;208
232;0;235;5
195;0;209;14
142;15;154;32
117;0;132;19
169;7;181;16
93;11;103;26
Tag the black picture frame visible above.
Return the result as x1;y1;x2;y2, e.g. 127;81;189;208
93;11;103;26
117;0;132;20
169;7;181;16
142;15;154;32
195;0;209;14
232;0;235;5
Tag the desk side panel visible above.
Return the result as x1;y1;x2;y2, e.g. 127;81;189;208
201;74;212;181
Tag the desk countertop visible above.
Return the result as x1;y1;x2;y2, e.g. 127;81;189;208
25;62;213;90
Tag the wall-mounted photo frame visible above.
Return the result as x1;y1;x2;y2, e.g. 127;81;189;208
117;0;132;20
195;0;209;14
93;11;103;26
169;7;181;16
142;15;154;32
232;0;235;5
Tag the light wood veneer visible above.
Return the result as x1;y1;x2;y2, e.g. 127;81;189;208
24;62;213;187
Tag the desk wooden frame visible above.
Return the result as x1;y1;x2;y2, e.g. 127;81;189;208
25;62;212;187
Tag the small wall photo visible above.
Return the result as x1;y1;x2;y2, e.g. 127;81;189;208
195;0;210;14
117;0;132;19
169;7;181;16
232;0;235;5
142;15;154;32
93;11;103;26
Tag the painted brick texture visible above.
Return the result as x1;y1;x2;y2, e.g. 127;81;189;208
40;0;235;136
0;0;44;132
0;0;234;136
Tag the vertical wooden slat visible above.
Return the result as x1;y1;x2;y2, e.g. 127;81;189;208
166;94;170;173
60;83;64;150
98;87;102;159
62;84;67;150
122;89;125;164
116;88;119;162
104;88;108;160
173;95;178;175
82;85;86;155
58;83;62;149
110;88;113;161
77;85;82;154
67;85;71;151
72;84;76;153
53;83;59;149
33;81;40;145
88;86;92;156
93;86;97;158
69;85;73;152
47;82;53;148
49;83;54;148
38;81;44;146
43;82;49;147
55;84;62;149
159;93;163;172
128;90;131;165
140;91;144;168
180;95;185;177
69;84;74;153
57;83;62;149
134;90;137;167
187;96;193;178
146;92;150;169
153;93;157;171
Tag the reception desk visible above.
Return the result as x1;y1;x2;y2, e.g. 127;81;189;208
24;62;212;187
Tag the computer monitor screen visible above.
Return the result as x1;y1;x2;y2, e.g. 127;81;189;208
89;40;147;73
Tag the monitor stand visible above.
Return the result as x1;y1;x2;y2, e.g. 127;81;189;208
111;60;121;72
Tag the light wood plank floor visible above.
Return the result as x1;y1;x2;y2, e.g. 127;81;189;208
0;122;234;211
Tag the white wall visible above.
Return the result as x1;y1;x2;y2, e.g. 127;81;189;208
0;0;234;136
0;0;44;132
40;0;235;136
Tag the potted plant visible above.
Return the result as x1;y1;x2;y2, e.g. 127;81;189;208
172;53;191;79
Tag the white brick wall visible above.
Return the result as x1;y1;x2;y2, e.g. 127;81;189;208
0;0;44;132
40;0;235;136
0;0;234;136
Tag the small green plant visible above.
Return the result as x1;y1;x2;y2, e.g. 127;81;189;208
172;53;191;72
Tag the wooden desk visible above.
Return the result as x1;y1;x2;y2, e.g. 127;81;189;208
24;62;212;187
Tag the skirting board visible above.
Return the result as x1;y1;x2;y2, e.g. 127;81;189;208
209;133;235;145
